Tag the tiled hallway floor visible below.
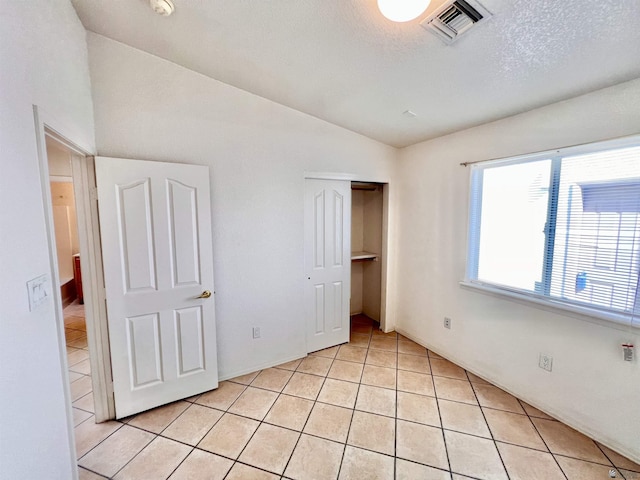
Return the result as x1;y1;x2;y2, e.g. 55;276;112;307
67;311;640;480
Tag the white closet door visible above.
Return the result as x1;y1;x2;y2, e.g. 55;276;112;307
304;179;351;353
96;156;218;418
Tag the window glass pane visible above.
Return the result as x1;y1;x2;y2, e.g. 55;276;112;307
477;160;551;291
549;146;640;313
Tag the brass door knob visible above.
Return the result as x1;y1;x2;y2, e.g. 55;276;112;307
197;290;212;299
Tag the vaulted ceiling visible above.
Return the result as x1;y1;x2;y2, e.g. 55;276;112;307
71;0;640;147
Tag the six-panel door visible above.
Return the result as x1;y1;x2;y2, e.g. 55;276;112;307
96;157;218;418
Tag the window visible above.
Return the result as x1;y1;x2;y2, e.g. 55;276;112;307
466;139;640;324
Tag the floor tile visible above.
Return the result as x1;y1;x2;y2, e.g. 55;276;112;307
395;458;451;480
519;401;554;420
73;407;93;427
438;399;491;438
228;386;278;420
275;358;304;371
303;402;353;443
361;364;396;389
336;345;368;363
397;370;435;396
339;446;395;480
310;345;340;358
318;378;359;408
467;372;491;385
196;381;246;410
228;371;259;385
622;470;640;479
597;443;640;472
162;403;223;445
282;372;325;400
78;467;107;480
369;337;397;352
73;392;95;413
365;349;397;368
445;430;508;480
532;418;611;464
74;416;122;458
67;336;89;349
428;350;444;360
472;384;525;414
397;391;440;427
128;400;190;434
355;384;396;417
396;420;448;470
285;434;344;480
328;360;364;383
433;377;477;405
70;358;92;375
113;436;191;480
264;394;314;431
430;359;467;380
198;413;259;459
239;423;299;474
297;356;333;376
70;376;94;401
67;348;90;366
225;463;279;479
484;408;547;450
250;368;293;392
347;410;395;455
351;324;373;335
168;449;233;480
398;353;431;374
349;333;371;348
397;339;428;356
555;455;620;480
497;442;565;480
78;425;154;477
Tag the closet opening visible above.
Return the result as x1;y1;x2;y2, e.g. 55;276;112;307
350;182;386;331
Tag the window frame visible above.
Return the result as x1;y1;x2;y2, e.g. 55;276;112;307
462;134;640;330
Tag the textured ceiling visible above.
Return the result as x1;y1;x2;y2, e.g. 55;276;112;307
71;0;640;148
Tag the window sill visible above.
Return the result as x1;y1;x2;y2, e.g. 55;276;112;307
459;280;640;332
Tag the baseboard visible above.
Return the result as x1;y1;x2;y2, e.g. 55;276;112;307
218;351;308;382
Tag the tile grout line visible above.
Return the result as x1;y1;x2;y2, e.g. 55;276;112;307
468;377;512;480
428;347;453;478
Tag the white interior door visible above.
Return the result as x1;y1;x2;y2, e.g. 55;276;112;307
96;157;218;418
304;179;351;353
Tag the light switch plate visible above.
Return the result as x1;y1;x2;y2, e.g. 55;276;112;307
27;274;50;311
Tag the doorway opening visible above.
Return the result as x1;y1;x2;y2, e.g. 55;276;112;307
350;182;386;332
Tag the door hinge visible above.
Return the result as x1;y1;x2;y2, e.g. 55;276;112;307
89;186;98;202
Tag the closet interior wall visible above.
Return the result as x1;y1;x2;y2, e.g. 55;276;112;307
350;184;383;322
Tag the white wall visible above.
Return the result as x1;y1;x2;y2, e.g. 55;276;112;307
395;78;640;461
86;34;397;378
0;1;95;479
351;191;365;315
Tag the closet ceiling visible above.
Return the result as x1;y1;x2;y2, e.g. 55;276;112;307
71;0;640;148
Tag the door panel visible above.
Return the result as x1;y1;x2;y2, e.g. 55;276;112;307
305;179;351;353
96;157;218;418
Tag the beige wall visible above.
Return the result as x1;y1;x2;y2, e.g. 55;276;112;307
395;78;640;462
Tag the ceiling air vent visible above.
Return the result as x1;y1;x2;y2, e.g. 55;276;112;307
420;0;492;45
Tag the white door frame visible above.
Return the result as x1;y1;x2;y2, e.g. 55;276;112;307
33;107;115;439
304;172;392;334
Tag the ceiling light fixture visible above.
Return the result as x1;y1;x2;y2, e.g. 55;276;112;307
378;0;431;22
149;0;175;17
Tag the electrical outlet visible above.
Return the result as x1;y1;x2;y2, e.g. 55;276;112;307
252;327;261;339
444;317;451;329
539;353;553;372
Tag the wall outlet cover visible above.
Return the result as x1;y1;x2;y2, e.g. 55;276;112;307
444;317;452;329
538;353;553;372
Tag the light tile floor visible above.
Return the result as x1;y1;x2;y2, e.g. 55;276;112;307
66;309;640;480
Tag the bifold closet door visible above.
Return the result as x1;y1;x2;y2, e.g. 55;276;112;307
304;179;351;353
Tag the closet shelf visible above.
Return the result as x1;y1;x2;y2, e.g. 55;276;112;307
351;251;378;261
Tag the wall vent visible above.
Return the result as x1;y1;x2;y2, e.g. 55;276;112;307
420;0;492;45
